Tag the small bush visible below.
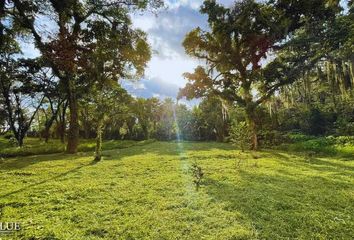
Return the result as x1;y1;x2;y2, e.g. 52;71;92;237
189;162;204;190
259;130;288;146
9;136;18;147
229;121;251;151
287;133;315;142
2;132;14;139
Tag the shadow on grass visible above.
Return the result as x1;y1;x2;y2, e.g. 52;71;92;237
101;141;237;161
0;160;99;200
0;152;92;171
261;149;354;173
0;140;157;170
203;167;353;238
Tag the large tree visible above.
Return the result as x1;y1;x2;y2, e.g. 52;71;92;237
178;0;339;149
5;0;163;153
0;56;45;146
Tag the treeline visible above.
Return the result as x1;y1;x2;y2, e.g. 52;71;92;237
4;80;354;145
1;0;353;156
33;96;229;142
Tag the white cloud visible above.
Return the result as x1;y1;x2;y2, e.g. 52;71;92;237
129;0;236;101
146;55;199;87
132;2;210;94
19;40;40;58
165;0;204;10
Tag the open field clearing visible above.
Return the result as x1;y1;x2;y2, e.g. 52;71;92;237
0;141;353;239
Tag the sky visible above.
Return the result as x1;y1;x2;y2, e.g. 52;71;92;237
122;0;234;103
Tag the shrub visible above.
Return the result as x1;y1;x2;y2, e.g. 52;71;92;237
189;162;204;190
259;130;288;146
287;133;314;142
335;116;354;136
229;121;251;151
2;132;14;139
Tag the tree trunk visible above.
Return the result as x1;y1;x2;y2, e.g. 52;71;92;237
94;120;104;161
43;128;50;143
59;122;65;143
248;117;258;150
58;100;68;143
17;135;24;147
66;78;79;153
246;106;258;150
44;115;57;143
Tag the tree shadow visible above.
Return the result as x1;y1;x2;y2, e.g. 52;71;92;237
203;166;353;238
261;149;354;173
0;152;93;171
0;160;98;200
101;141;237;161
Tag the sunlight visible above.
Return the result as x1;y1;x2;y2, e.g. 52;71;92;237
172;102;196;199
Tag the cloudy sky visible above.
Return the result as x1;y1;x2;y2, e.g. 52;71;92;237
123;0;234;102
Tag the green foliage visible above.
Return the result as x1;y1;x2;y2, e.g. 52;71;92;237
189;162;204;190
229;121;251;151
3;0;163;153
2;132;14;139
119;122;129;140
335;115;354;136
155;98;176;141
278;134;354;157
0;137;154;158
259;130;287;147
179;0;341;149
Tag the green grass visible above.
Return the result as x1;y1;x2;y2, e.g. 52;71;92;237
0;138;155;158
0;141;353;239
277;134;354;158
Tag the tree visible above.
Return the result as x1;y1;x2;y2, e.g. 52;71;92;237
131;98;161;139
85;82;132;161
34;62;67;143
81;16;150;160
179;0;339;149
6;0;163;153
0;56;45;146
199;96;229;142
156;98;175;140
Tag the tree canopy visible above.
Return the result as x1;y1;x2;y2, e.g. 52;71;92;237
178;0;342;149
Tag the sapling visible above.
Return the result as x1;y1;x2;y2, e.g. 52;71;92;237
189;162;204;190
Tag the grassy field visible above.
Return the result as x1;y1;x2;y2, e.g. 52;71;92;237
0;138;155;158
0;141;353;239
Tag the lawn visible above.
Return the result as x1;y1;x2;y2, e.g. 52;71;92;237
0;138;155;158
0;141;353;239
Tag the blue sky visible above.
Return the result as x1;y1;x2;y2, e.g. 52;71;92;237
122;0;234;102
